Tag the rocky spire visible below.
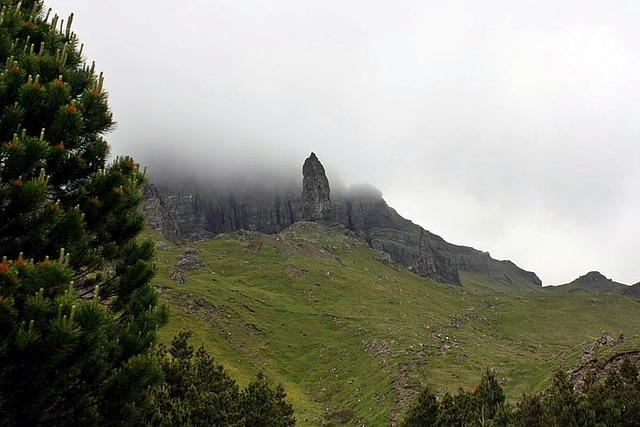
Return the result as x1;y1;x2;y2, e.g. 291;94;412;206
301;152;331;220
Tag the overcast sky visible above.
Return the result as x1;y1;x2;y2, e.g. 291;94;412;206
48;0;639;285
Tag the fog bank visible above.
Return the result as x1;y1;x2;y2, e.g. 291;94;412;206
49;0;640;285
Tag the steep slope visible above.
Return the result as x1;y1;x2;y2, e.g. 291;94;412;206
547;271;629;294
145;153;541;288
148;222;640;426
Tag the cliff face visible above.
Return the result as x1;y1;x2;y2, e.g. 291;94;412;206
144;153;542;287
143;185;211;241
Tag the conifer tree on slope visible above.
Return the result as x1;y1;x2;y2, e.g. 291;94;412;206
0;1;167;424
144;331;296;427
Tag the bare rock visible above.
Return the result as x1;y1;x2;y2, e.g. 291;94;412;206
170;271;187;284
302;152;331;220
597;331;616;346
155;240;170;250
176;249;203;271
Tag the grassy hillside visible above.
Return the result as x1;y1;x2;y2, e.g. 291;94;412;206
147;222;640;426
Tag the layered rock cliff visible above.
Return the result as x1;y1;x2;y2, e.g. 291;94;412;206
144;153;541;287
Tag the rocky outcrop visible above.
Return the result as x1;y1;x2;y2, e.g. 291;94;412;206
570;331;636;391
302;153;331;220
144;153;542;288
176;249;204;271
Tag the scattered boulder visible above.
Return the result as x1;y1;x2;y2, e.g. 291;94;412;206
245;241;263;254
176;248;203;271
328;409;354;425
155;240;170;250
170;271;187;284
372;250;392;264
596;331;616;346
286;266;307;278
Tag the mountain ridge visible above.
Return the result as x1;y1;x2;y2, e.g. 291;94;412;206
144;153;541;288
547;271;638;299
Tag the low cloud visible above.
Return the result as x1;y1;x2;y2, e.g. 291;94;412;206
49;0;640;284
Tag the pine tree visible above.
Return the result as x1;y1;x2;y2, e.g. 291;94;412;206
543;370;583;427
144;331;241;426
583;357;640;426
239;372;296;427
475;368;505;422
0;1;167;424
406;360;640;427
142;331;295;427
435;391;459;426
401;387;439;427
512;393;543;427
618;357;640;424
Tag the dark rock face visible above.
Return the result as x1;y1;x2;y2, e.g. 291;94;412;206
326;195;461;284
325;193;539;287
144;185;301;239
302;152;331;220
144;153;542;287
579;271;610;283
143;185;211;241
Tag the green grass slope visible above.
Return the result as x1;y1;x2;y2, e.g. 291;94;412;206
147;222;640;426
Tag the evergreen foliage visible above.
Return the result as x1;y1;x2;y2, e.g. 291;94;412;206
142;331;295;427
239;372;296;427
0;1;167;424
543;369;584;426
422;370;508;426
511;394;544;427
403;358;640;427
402;387;439;427
0;2;295;425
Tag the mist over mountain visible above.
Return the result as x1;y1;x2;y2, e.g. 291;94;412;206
6;2;640;425
145;153;377;204
48;0;640;285
145;153;542;288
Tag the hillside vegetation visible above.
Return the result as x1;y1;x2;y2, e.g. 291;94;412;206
148;222;640;426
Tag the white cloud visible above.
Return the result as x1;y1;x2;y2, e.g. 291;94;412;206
48;0;640;284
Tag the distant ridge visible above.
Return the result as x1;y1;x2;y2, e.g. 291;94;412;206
622;282;640;300
144;153;541;288
548;271;629;294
